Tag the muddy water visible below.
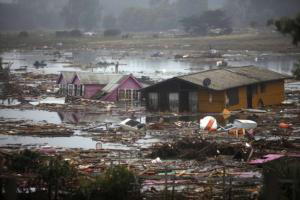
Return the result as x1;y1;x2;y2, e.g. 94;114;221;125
1;49;299;149
1;50;298;78
0;109;62;124
0;50;196;79
0;134;133;150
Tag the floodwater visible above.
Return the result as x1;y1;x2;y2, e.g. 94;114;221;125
0;134;133;150
1;49;299;79
0;109;62;124
1;48;300;149
0;50;196;79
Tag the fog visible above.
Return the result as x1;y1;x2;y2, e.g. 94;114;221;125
0;0;299;31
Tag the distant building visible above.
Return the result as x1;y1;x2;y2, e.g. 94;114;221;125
57;72;143;101
141;66;290;113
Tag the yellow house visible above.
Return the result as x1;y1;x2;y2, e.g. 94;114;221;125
141;66;290;113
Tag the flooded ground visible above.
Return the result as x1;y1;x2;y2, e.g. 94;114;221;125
0;108;62;123
1;32;300;199
1;49;298;80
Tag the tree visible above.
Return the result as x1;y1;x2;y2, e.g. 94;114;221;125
95;166;138;200
72;165;140;200
273;13;300;46
62;0;102;30
180;9;231;35
38;156;77;200
292;61;300;80
8;149;41;173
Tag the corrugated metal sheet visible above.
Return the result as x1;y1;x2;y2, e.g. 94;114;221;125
177;66;290;91
75;72;125;85
101;76;129;93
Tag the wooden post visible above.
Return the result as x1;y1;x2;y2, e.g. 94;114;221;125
229;176;232;200
165;166;168;200
171;176;175;200
223;166;226;200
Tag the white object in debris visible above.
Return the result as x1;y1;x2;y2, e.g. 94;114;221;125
120;118;145;133
106;104;112;112
282;100;294;105
39;97;65;105
245;142;252;148
151;157;162;164
200;116;217;131
96;142;102;149
233;119;257;129
242;108;267;113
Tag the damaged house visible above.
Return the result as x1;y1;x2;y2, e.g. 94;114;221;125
141;66;289;113
57;72;143;101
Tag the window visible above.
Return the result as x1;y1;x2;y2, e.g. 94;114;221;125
118;89;125;100
61;84;67;95
260;83;266;93
252;85;258;95
189;91;198;112
76;85;81;96
118;89;139;101
133;90;139;100
169;92;179;112
148;92;158;110
226;88;239;106
126;89;131;99
67;84;73;96
80;85;84;96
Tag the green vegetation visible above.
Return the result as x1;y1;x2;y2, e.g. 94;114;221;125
9;149;41;173
72;166;139;200
96;165;138;200
180;10;232;35
1;150;140;200
292;60;300;80
38;156;77;200
273;13;300;46
260;158;300;199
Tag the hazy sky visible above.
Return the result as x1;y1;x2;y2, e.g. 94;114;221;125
0;0;226;8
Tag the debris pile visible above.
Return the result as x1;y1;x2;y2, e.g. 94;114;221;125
0;120;73;136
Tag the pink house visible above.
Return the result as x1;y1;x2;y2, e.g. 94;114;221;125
57;72;143;101
56;71;76;95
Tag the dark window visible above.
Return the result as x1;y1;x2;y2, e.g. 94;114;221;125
189;91;198;112
118;89;126;100
126;89;131;99
119;89;139;100
133;90;139;100
148;93;158;110
76;85;81;96
169;93;179;112
252;85;258;95
260;83;266;93
80;85;84;96
227;88;239;106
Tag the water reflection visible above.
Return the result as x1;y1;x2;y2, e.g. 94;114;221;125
0;109;62;124
0;134;132;150
1;50;298;78
58;111;123;124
